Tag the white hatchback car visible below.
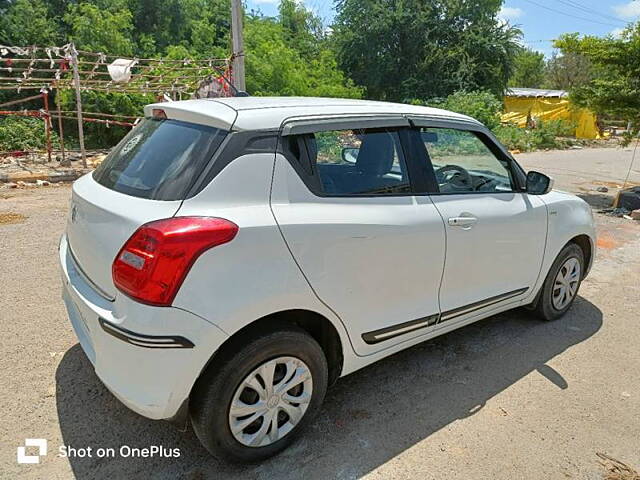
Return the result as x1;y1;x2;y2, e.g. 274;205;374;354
60;97;595;462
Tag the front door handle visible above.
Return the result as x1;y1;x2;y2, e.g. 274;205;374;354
448;216;478;227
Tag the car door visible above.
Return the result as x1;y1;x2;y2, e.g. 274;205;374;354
270;117;446;355
412;120;547;324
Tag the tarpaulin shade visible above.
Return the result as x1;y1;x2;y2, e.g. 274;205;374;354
502;91;600;139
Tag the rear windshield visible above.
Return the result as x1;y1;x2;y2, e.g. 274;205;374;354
93;118;227;200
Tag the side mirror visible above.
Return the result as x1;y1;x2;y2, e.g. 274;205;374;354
341;147;359;164
526;171;554;195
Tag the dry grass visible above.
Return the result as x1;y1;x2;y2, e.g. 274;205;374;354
598;452;640;480
0;212;26;225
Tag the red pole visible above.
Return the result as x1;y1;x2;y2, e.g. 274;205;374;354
42;91;52;163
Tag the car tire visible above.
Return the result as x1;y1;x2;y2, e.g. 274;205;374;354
533;243;585;321
190;326;328;463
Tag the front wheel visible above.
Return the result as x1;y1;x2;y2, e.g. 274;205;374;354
533;243;585;321
190;327;328;463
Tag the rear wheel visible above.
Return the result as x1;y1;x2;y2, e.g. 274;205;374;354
533;243;584;321
190;327;328;463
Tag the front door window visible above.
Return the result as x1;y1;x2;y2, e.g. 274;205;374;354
421;128;514;194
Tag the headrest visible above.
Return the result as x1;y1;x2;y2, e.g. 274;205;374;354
356;132;395;176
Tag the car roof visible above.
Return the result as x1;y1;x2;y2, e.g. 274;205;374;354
144;96;480;131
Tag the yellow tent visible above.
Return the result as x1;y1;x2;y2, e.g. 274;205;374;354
502;88;600;139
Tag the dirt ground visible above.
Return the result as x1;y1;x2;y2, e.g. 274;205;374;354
516;146;640;209
1;148;639;480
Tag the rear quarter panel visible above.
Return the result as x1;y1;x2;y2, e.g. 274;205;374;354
172;153;356;368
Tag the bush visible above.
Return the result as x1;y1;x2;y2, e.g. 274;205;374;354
429;90;503;130
494;124;533;151
0;116;60;152
495;120;577;151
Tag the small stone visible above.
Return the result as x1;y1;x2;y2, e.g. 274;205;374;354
622;391;631;398
36;179;50;186
4;182;17;189
631;209;640;220
596;186;609;193
44;385;56;398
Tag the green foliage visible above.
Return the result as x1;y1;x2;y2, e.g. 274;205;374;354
429;91;503;130
495;120;577;152
509;48;546;88
543;51;593;90
279;0;323;58
493;124;530;151
0;0;546;150
0;0;364;148
64;3;135;56
244;16;362;98
0;0;60;45
332;0;522;101
0;117;60;151
555;25;640;132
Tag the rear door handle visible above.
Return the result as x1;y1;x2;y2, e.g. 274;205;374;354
448;216;478;227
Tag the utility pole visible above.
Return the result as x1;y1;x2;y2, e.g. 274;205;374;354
70;44;87;167
230;0;246;92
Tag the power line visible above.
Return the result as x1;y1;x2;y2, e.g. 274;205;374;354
520;0;629;28
556;0;628;25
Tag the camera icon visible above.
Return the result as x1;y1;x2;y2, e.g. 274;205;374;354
17;439;48;464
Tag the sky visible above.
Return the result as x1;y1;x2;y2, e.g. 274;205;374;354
244;0;640;57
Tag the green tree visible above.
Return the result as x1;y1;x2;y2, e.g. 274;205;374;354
64;3;135;56
0;0;364;148
544;51;593;90
127;0;186;55
332;0;522;101
244;16;361;98
0;0;60;46
555;26;640;127
508;48;546;88
279;0;323;58
127;0;230;57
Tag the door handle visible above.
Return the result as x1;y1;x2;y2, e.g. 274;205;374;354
448;216;478;227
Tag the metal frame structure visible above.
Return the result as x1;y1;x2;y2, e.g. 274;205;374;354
0;44;233;166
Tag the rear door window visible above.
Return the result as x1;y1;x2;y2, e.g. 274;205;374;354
93;118;227;200
298;128;411;195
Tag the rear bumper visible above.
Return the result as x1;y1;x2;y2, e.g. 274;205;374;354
59;234;229;420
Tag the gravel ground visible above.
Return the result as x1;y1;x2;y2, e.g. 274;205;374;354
1;149;639;479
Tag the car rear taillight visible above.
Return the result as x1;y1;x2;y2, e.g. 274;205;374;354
112;217;238;306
